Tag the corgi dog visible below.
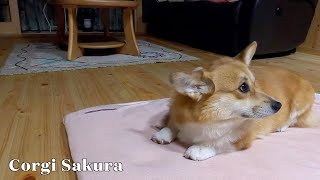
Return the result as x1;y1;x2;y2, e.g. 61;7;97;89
151;42;316;161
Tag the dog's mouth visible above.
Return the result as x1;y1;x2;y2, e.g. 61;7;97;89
241;113;251;118
241;106;276;119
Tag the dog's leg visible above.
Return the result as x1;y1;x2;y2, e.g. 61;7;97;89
184;138;238;161
272;107;292;133
184;122;255;161
183;144;217;161
276;105;313;132
183;140;238;161
294;106;314;128
275;108;297;132
233;132;255;151
184;132;257;161
151;121;178;144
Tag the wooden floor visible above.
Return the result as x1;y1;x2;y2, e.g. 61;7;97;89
0;36;320;180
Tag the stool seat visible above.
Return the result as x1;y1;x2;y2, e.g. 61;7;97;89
49;0;140;60
78;41;125;49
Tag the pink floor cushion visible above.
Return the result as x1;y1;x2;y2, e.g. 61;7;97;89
64;94;320;180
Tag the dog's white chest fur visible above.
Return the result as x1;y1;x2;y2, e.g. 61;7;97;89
176;119;246;147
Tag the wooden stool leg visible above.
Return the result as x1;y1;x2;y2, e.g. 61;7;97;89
67;7;83;60
101;9;110;38
55;5;65;46
119;8;140;56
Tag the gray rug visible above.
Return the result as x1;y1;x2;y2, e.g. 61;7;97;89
0;40;198;75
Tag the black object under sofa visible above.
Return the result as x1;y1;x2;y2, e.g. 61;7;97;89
142;0;318;57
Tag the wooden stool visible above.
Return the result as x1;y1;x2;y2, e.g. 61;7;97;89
49;0;140;60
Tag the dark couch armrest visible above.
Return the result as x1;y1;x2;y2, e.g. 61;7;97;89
142;0;159;22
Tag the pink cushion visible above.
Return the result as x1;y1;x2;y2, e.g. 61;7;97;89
64;94;320;180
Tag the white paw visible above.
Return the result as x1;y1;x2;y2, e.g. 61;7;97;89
184;145;216;161
276;125;289;132
151;127;174;144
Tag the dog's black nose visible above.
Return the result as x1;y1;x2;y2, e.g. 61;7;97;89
271;100;282;112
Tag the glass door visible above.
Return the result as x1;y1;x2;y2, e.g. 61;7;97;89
0;0;21;35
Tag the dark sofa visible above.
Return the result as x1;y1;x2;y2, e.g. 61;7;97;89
142;0;318;57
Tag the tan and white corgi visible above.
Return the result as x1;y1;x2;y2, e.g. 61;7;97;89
151;42;317;161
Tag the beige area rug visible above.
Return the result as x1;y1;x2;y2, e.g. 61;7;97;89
0;40;198;75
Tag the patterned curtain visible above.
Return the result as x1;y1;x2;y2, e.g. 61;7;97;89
18;0;123;32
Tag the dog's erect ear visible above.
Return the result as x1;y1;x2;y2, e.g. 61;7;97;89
169;67;215;101
235;41;257;66
191;67;205;79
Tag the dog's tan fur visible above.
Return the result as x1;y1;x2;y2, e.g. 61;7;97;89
151;42;316;161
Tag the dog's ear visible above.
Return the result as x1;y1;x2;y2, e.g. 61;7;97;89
169;67;215;101
235;41;257;66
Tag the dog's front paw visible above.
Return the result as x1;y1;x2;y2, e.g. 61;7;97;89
184;145;216;161
276;124;289;132
151;127;174;144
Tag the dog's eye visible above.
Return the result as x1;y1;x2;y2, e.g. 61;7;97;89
239;82;250;93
